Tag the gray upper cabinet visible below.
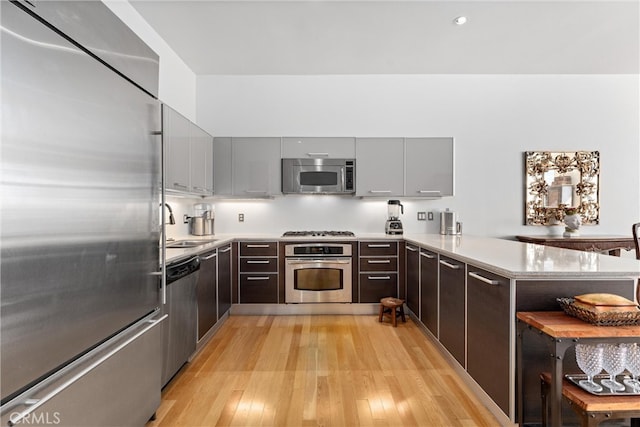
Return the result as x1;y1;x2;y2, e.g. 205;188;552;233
405;137;454;197
282;137;355;158
232;137;281;197
190;125;214;195
163;104;214;196
163;105;191;192
213;137;232;196
355;138;404;197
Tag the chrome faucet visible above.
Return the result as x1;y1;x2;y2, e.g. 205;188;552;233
160;202;176;225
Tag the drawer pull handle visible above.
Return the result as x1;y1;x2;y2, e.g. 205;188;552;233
439;260;460;270
368;190;391;194
417;190;442;196
468;272;499;285
368;276;391;280
246;260;270;264
420;252;435;259
219;246;231;253
307;152;329;157
246;244;270;248
406;246;418;252
202;253;217;260
367;260;391;264
172;183;188;189
367;244;391;248
246;276;270;281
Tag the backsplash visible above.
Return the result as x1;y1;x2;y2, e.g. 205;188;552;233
165;195;455;237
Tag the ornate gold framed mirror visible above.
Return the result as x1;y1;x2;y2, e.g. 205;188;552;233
525;151;600;225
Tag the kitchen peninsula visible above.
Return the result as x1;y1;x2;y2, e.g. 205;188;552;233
166;232;640;425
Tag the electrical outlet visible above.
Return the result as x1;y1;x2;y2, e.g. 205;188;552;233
183;214;190;224
428;212;434;221
417;212;427;221
238;213;244;222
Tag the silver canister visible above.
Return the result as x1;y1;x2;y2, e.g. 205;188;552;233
440;210;462;235
189;204;214;235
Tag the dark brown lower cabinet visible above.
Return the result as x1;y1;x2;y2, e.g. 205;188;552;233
438;255;466;367
419;248;438;337
405;245;419;316
217;244;232;319
239;274;278;303
196;250;217;340
466;266;511;415
359;273;398;302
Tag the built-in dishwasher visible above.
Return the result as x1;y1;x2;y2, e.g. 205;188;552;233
162;255;200;387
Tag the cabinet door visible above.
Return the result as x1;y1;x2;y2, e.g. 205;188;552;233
217;245;232;319
190;125;213;195
420;248;438;336
405;244;420;317
197;251;217;340
355;138;404;197
213;137;232;196
405;137;454;197
359;273;398;303
438;255;465;367
239;274;278;303
282;137;355;158
467;267;511;415
163;105;191;192
232;137;281;196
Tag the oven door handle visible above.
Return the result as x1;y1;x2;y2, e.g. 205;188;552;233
286;259;351;265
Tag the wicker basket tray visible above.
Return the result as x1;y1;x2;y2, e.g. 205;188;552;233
556;297;640;326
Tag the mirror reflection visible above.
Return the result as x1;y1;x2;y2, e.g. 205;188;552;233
525;151;599;226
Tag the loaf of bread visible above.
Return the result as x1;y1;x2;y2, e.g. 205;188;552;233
573;293;639;313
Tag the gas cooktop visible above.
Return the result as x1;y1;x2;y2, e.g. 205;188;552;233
282;230;355;237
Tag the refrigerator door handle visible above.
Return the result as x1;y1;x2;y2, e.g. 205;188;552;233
6;315;167;427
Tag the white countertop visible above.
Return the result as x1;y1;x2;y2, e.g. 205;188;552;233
165;233;640;279
404;233;640;279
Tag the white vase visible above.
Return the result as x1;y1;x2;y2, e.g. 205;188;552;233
563;213;581;237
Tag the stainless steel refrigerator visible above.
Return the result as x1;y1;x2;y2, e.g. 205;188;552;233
1;1;165;425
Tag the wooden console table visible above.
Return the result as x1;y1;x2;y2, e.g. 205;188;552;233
516;311;640;427
516;235;635;257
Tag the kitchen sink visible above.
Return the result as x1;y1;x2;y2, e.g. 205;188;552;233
166;239;218;248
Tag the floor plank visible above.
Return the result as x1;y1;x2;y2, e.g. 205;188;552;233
147;315;501;427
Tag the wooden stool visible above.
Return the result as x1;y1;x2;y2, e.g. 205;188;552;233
378;297;406;327
540;372;640;427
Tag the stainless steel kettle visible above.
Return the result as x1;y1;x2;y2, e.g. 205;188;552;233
189;210;214;236
440;210;462;235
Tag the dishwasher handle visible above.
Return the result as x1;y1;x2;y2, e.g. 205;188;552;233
166;256;200;284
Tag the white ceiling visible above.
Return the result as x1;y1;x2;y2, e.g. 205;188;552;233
129;0;639;75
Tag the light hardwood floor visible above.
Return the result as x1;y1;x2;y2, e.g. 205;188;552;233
147;315;502;427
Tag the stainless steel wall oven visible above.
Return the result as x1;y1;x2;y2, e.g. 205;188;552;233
284;243;352;303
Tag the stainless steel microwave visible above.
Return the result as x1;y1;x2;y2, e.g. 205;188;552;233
281;158;355;194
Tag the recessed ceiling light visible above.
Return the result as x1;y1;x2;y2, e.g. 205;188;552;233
453;16;468;25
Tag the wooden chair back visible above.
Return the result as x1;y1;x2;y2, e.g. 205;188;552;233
633;223;640;304
634;223;640;260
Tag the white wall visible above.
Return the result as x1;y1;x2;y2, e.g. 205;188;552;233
103;1;197;121
195;74;640;243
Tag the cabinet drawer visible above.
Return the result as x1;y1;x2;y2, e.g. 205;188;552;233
239;258;278;273
359;273;398;303
359;241;398;256
359;256;397;272
239;274;278;303
239;242;278;257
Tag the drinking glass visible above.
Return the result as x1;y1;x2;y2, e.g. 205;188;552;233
575;344;604;393
622;343;640;391
600;344;627;392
